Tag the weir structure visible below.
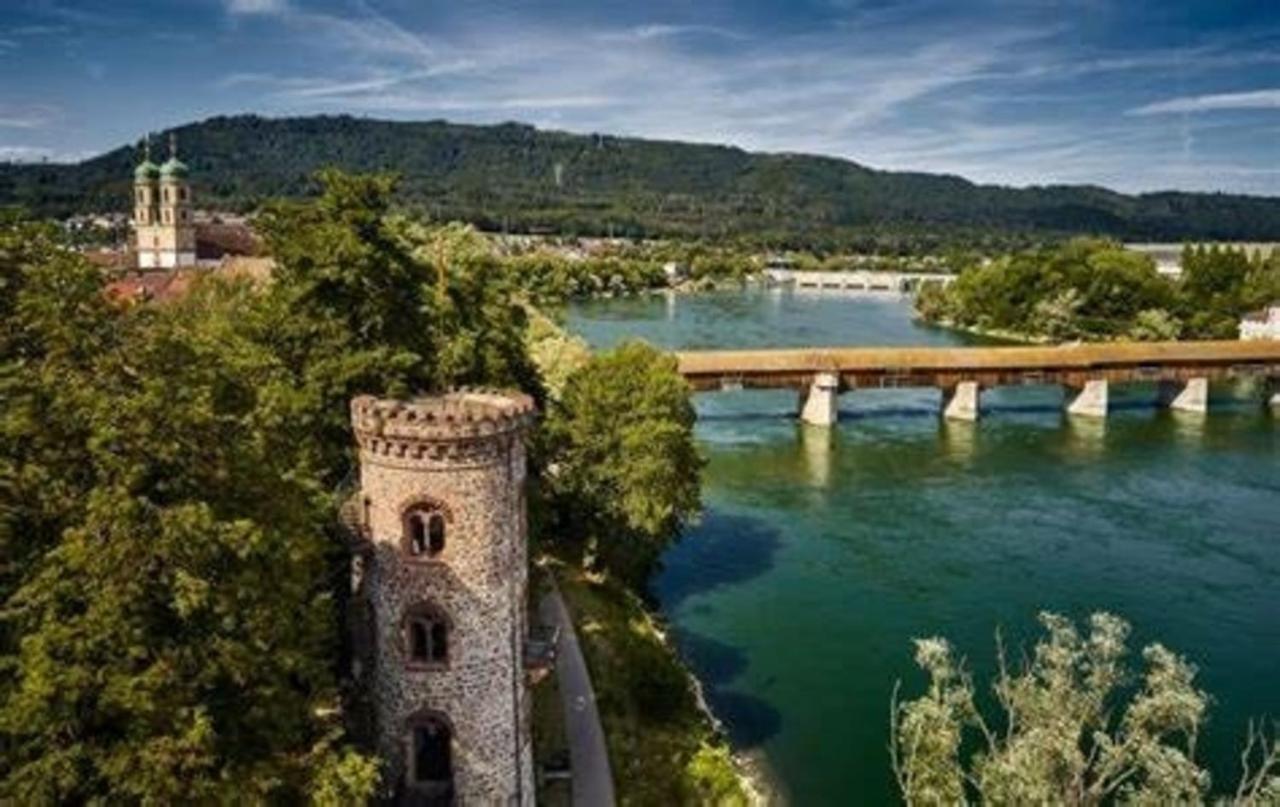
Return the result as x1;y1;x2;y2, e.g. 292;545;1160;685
346;390;538;804
765;267;957;293
676;340;1280;426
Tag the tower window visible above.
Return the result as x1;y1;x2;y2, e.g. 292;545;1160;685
408;714;453;795
181;187;189;202
404;604;449;667
404;506;447;558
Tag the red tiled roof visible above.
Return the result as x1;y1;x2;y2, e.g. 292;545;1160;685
105;269;199;304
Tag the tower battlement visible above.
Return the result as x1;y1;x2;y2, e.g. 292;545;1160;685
351;390;535;452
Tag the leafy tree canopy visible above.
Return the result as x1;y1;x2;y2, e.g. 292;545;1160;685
916;238;1280;341
892;612;1280;805
538;341;703;586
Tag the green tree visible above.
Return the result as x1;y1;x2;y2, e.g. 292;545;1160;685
1129;308;1183;341
539;341;703;585
1;264;377;801
892;612;1280;805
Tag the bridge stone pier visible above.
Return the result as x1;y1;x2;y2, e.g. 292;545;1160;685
941;381;981;421
676;341;1280;426
799;372;840;426
1066;379;1109;418
1157;377;1210;413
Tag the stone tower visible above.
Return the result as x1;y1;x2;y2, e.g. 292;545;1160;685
349;390;537;805
133;133;195;269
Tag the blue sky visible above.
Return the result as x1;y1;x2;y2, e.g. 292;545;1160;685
1;0;1278;194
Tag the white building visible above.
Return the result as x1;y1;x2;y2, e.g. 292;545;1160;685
1239;306;1280;340
133;134;196;269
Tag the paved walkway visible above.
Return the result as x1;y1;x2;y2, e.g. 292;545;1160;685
540;583;617;807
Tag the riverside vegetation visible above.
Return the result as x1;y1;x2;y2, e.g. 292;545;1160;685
0;171;742;802
915;238;1280;342
892;613;1279;804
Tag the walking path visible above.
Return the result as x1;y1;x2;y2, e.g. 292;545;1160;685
539;583;617;807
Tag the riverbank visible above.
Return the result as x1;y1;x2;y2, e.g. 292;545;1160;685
540;557;757;805
918;315;1047;343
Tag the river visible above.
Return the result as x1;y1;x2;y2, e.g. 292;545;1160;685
566;288;1279;805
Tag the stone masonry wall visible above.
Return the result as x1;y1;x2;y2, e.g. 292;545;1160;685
351;393;535;805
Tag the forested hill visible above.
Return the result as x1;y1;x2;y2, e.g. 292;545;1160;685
5;114;1280;246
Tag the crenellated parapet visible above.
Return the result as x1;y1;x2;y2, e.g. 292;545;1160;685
351;390;536;468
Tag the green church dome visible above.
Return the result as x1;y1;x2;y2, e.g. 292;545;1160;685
134;159;160;181
160;157;189;179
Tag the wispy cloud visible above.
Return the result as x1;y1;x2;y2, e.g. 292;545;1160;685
225;0;288;15
14;0;1279;194
25;1;118;28
599;24;746;43
1128;88;1280;116
0;103;60;129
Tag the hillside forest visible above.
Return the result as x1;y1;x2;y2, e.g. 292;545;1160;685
6;115;1280;250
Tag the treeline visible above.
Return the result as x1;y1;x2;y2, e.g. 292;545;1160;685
0;172;723;801
5;114;1280;248
916;240;1280;341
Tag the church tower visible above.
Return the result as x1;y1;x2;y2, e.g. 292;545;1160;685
134;133;196;269
349;390;537;805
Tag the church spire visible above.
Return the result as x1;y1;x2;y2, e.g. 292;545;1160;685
134;133;160;181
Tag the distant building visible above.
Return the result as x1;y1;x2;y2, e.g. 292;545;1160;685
1240;306;1280;341
1125;242;1280;278
133;134;196;269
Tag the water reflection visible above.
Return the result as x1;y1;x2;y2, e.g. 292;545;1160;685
939;419;977;466
799;424;832;489
1064;412;1107;457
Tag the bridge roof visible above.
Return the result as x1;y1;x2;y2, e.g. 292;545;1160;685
675;340;1280;377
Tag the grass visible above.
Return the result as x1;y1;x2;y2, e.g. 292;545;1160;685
544;557;751;806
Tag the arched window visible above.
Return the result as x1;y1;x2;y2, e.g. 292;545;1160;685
404;604;449;667
407;713;453;796
403;504;447;559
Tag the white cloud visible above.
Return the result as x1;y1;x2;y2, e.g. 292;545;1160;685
226;0;289;16
599;24;746;43
1128;88;1280;116
0;104;60;129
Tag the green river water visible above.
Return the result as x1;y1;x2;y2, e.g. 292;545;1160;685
566;289;1279;805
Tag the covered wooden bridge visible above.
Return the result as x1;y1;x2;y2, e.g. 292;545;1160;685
674;340;1280;425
